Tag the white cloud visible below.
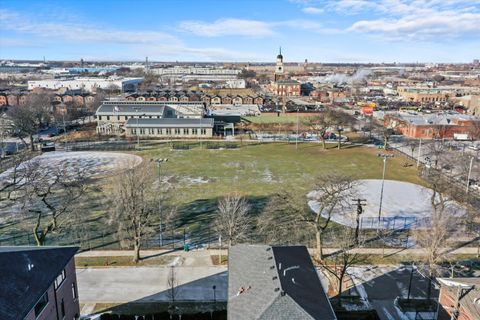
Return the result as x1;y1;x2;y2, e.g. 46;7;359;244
178;18;276;37
0;9;179;45
302;7;324;14
316;0;480;40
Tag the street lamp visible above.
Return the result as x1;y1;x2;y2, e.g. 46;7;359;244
407;263;416;301
377;153;394;230
466;156;474;194
152;158;168;246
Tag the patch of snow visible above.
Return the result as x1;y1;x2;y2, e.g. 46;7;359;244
308;179;465;229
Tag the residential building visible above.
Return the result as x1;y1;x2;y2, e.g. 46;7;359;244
228;244;337;320
384;112;480;139
124;118;214;138
0;94;7;106
0;246;80;320
28;77;143;93
95;101;205;135
437;278;480;320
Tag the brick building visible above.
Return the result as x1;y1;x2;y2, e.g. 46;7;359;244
437;278;480;320
0;246;80;320
384;112;480;139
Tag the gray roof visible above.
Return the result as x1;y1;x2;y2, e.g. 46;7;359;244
228;244;336;320
124;117;214;128
0;246;79;319
95;101;204;116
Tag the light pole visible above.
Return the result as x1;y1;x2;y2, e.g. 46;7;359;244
153;158;168;247
377;153;394;230
62;113;67;151
337;127;344;150
416;138;422;167
407;263;416;301
466;156;474;194
296;107;299;150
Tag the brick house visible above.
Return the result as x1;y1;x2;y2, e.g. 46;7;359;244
253;96;264;105
384;112;480;139
157;96;168;102
270;79;301;97
146;96;157;101
211;95;221;105
0;246;80;320
222;95;233;104
7;94;18;106
73;95;84;106
0;95;7;106
201;95;211;105
232;95;243;105
437;278;480;320
18;94;28;106
243;95;254;104
62;95;73;104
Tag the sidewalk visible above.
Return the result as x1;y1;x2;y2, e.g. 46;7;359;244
76;246;478;258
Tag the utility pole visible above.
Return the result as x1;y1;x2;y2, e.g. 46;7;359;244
296;107;299;150
466;156;474;194
62;114;67;151
377;153;394;231
352;198;367;245
153;158;168;247
407;263;416;301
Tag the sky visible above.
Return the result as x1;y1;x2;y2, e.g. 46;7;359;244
0;0;479;63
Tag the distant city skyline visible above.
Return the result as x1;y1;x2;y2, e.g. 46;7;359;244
0;0;479;63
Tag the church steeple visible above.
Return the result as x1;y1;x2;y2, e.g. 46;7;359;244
275;46;284;81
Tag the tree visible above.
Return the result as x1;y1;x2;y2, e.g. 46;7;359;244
166;265;181;318
303;111;335;149
7;93;52;151
305;173;356;260
109;162;159;263
331;111;356;150
19;159;87;245
257;190;311;244
214;193;252;246
320;228;366;306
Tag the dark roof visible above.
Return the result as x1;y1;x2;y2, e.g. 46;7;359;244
124;117;214;128
0;246;79;319
228;244;336;320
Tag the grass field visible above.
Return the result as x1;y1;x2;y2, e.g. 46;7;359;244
243;113;314;124
138;142;424;243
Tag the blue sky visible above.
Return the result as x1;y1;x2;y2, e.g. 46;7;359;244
0;0;479;63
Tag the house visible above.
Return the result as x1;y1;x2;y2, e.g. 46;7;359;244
18;94;29;106
222;95;233;104
202;95;212;105
228;244;337;320
0;246;80;320
437;278;480;320
7;94;18;106
211;95;222;105
232;95;243;105
243;95;254;104
0;94;7;106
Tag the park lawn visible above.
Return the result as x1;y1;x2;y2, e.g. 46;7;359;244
139;142;424;203
138;142;425;238
243;115;300;124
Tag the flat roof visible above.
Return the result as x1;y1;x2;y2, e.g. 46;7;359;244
124;117;214;128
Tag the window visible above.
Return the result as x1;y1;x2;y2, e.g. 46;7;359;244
72;283;77;300
98;116;102;120
175;128;180;135
166;128;172;135
54;269;66;289
60;299;65;319
106;116;110;121
34;292;48;318
192;128;198;135
201;128;207;135
117;116;120;121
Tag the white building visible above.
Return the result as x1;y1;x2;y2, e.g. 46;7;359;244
152;66;240;76
28;77;143;93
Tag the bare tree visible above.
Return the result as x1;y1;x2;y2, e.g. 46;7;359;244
214;193;252;246
257;190;311;244
19;160;88;245
7;93;52;151
320;229;366;306
166;265;181;318
304;173;356;260
109;162;158;262
302;110;335;149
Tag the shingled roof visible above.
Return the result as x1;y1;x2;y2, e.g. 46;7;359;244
0;246;79;320
228;244;336;320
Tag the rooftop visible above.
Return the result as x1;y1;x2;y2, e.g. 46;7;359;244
228;244;336;320
124;117;214;128
0;246;78;320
